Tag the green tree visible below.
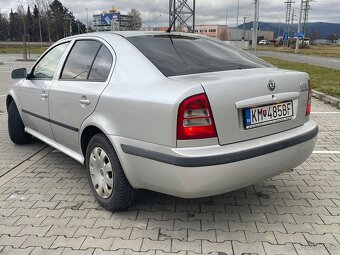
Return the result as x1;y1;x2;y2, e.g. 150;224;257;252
32;5;40;42
0;12;9;41
49;0;68;40
9;9;23;41
26;6;33;39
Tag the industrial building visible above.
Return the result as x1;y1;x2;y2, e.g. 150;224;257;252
194;25;231;41
93;7;133;32
229;28;274;42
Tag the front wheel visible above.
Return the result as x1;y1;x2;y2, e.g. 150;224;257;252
85;133;137;211
8;101;31;144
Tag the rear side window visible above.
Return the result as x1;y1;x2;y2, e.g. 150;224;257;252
61;40;113;81
88;45;113;81
127;35;271;76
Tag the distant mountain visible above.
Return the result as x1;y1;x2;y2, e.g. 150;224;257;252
237;22;340;39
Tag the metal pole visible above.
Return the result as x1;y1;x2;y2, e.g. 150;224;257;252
86;9;88;33
149;13;151;30
169;0;172;27
243;16;247;40
173;0;176;30
295;0;303;53
255;0;260;54
236;0;240;42
192;0;195;33
38;14;42;47
252;0;257;49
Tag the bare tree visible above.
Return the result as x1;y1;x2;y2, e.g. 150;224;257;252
128;8;142;31
17;0;28;59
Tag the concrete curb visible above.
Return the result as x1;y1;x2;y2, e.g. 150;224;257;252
312;90;340;109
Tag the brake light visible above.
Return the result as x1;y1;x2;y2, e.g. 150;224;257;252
306;80;312;117
177;93;217;140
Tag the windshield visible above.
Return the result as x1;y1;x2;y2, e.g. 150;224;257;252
127;34;271;77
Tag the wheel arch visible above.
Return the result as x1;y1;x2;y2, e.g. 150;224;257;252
6;95;14;112
80;125;106;157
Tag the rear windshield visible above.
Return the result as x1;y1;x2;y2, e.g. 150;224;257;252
127;34;271;76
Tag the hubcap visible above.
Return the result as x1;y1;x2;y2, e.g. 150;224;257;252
89;147;113;199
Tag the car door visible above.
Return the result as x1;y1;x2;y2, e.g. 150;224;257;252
48;39;114;153
20;42;70;140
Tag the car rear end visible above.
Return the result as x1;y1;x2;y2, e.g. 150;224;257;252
110;33;318;198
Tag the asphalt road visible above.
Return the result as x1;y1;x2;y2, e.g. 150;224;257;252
256;51;340;70
0;54;39;96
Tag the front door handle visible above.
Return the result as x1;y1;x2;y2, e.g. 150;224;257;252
41;91;48;100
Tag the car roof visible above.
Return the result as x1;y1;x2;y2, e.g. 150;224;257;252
109;31;203;38
67;31;206;40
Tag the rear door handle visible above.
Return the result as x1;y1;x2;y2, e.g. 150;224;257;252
79;97;90;106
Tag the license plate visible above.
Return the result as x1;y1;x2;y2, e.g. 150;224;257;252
244;101;293;129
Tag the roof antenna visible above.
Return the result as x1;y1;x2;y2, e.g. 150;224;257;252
166;17;177;33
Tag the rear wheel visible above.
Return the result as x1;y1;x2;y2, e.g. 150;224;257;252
8;101;31;144
85;133;137;211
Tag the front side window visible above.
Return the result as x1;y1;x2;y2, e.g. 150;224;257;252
32;42;69;79
61;40;102;80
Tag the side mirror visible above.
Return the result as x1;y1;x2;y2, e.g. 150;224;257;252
11;68;27;79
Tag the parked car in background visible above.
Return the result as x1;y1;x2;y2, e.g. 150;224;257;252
313;39;332;45
258;39;268;45
7;32;318;211
336;39;340;46
302;38;310;45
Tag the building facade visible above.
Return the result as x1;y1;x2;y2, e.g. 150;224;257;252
229;28;274;41
194;25;231;41
93;8;133;32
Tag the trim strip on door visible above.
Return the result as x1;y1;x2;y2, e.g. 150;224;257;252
22;109;79;132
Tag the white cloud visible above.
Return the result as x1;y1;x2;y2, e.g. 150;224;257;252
1;0;339;27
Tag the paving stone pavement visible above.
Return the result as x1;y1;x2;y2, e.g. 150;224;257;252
0;75;340;253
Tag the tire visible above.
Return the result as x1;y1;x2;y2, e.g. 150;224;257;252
85;133;137;211
8;101;31;144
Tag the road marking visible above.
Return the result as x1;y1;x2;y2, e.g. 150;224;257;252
313;151;340;154
0;94;7;98
0;146;52;186
312;112;340;114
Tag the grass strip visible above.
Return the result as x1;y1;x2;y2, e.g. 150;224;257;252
0;45;48;54
255;45;340;58
262;57;340;99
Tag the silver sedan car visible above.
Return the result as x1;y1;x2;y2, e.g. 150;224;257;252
7;32;318;211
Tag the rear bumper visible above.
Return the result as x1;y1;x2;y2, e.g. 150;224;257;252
110;120;318;198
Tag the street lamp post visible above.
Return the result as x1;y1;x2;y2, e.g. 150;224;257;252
86;8;89;33
236;0;240;42
156;14;162;31
295;0;303;53
252;0;260;51
38;13;42;47
243;16;248;40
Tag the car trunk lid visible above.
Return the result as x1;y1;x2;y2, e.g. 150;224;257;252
171;68;309;145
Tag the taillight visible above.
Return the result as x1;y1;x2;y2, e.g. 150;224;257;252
306;80;312;117
177;93;217;140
